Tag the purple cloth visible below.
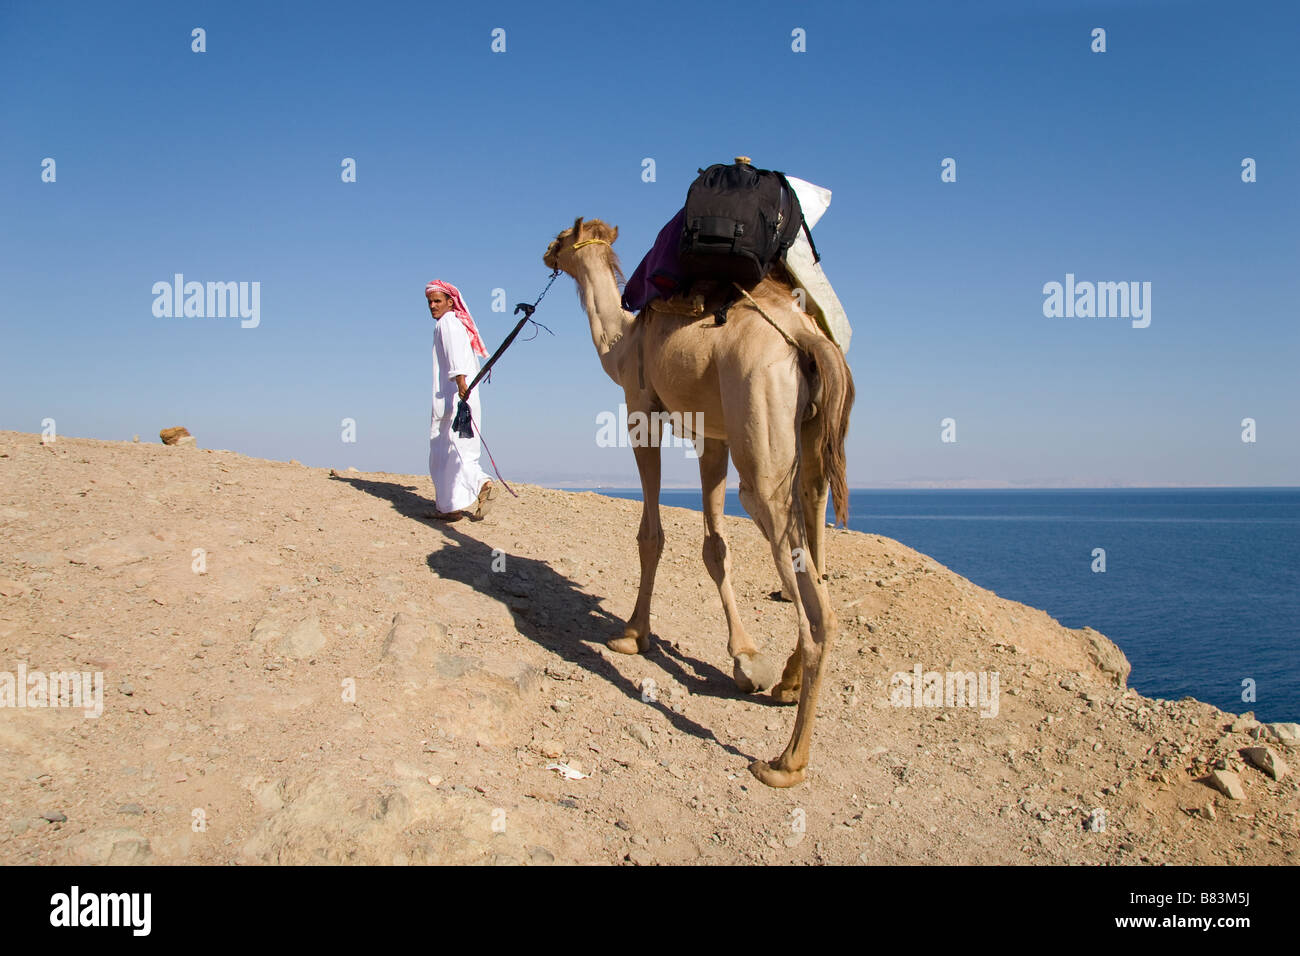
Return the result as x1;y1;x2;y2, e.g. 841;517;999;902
621;207;686;312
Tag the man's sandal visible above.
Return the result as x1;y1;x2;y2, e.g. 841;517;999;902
473;481;496;520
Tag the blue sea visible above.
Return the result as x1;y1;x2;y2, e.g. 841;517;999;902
586;488;1300;723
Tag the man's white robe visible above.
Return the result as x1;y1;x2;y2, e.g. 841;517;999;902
429;313;491;513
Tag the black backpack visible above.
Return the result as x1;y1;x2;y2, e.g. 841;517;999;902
678;157;818;289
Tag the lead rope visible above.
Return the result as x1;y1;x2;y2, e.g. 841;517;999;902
449;268;562;499
473;420;515;498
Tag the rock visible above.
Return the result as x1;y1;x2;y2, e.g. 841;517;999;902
41;811;67;823
1242;746;1288;781
432;654;480;680
118;803;144;815
626;723;654;750
159;426;193;446
536;739;564;759
1229;714;1259;734
1266;722;1300;748
1201;803;1216;821
74;828;152;865
527;846;555;865
1081;627;1131;688
108;837;152;865
1207;769;1245;801
275;615;327;659
381;613;442;664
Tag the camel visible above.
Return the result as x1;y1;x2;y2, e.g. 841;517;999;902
544;217;855;788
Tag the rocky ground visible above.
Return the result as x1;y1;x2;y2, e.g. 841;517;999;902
0;430;1295;865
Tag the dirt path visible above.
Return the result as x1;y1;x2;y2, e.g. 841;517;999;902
0;431;1294;864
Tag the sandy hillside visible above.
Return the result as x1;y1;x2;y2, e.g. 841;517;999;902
0;430;1295;865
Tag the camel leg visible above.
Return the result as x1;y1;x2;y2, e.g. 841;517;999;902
768;551;807;705
608;440;663;655
748;490;837;788
698;438;779;694
773;499;826;601
734;439;837;787
773;456;831;697
801;467;830;584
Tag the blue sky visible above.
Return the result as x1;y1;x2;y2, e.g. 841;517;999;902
2;0;1296;488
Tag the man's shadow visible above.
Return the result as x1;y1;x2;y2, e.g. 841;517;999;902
333;475;764;759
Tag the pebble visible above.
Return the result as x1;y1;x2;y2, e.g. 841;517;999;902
41;811;67;823
537;739;564;759
627;723;654;750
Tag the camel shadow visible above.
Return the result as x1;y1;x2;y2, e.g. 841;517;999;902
332;475;757;760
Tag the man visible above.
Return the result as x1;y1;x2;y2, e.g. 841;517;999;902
425;279;495;520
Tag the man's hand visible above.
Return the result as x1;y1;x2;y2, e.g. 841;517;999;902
455;374;469;400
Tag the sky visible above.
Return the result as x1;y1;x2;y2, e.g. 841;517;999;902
2;0;1297;488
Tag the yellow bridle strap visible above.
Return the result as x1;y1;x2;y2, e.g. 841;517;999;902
572;238;610;250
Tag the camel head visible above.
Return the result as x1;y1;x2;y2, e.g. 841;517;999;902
544;217;623;281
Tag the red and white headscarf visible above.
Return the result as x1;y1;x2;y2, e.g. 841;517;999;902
425;279;488;358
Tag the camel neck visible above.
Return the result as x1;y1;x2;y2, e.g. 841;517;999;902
573;252;634;360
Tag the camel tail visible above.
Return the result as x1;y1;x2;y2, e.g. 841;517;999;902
801;332;855;526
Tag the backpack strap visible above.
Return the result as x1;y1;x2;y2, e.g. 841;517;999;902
801;218;820;264
776;171;821;264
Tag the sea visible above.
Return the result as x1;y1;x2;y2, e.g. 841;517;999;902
583;488;1300;723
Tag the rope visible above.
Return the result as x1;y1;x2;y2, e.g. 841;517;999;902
732;282;800;349
470;410;517;499
444;268;564;499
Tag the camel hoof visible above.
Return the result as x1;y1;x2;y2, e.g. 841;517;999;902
749;760;806;789
607;629;649;655
770;681;800;705
732;652;779;694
